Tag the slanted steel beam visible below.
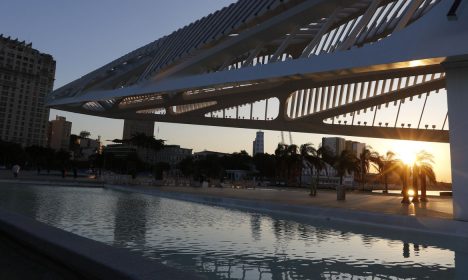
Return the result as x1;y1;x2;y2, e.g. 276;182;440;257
394;0;425;32
339;0;382;51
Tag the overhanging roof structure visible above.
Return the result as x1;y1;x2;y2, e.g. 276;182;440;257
48;0;468;142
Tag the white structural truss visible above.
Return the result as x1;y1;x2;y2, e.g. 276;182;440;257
48;0;468;220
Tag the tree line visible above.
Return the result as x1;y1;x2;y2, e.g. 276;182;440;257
1;133;437;202
272;143;436;202
0;139;72;172
177;142;437;203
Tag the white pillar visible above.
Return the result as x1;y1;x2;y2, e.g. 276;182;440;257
445;61;468;221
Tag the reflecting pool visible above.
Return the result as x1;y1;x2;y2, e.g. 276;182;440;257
0;184;463;279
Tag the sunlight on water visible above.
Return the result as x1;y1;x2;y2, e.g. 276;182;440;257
0;184;462;279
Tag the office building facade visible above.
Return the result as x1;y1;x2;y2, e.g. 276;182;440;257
122;119;155;139
322;137;346;157
48;115;72;151
252;131;264;155
0;35;55;146
346;140;366;156
153;145;192;167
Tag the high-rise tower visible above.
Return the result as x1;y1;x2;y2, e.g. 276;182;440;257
0;35;55;146
253;131;264;155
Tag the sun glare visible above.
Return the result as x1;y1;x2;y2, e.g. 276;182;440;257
393;141;419;165
400;153;416;165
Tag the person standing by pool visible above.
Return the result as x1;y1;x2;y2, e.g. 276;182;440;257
12;164;20;178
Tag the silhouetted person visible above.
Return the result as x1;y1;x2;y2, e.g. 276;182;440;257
61;168;66;178
37;166;41;175
73;168;77;179
12;164;20;178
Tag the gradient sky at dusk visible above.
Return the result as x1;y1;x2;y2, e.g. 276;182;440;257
1;0;452;182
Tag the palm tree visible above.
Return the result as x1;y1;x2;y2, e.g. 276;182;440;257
319;145;335;168
274;143;288;184
411;163;420;203
415;150;436;202
359;148;371;186
313;145;334;194
299;143;323;196
374;151;398;194
334;150;360;186
299;143;315;188
359;147;380;189
285;144;300;186
396;160;411;204
274;143;301;186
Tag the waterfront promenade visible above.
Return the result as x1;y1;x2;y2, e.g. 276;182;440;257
0;170;453;220
0;170;102;187
155;186;453;220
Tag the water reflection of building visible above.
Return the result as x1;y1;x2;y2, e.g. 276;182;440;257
250;214;262;241
1;186;457;280
113;196;148;248
192;249;454;280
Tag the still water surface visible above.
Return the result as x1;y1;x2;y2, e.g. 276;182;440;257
0;184;462;279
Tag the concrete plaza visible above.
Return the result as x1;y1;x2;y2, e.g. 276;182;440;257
0;170;453;221
155;185;454;220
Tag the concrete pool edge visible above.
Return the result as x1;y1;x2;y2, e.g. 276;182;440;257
106;185;468;239
0;208;202;280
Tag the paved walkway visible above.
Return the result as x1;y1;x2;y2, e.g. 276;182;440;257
0;170;453;220
154;186;453;220
0;170;103;187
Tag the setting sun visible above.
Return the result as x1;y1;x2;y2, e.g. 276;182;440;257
399;152;416;165
375;139;451;182
393;141;420;165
